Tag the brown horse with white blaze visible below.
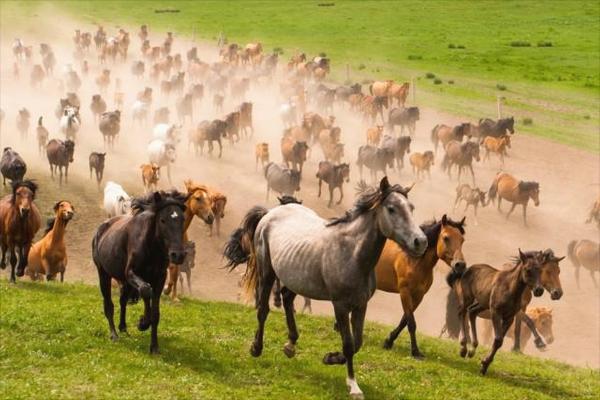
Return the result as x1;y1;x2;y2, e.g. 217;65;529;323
376;215;466;358
488;172;540;226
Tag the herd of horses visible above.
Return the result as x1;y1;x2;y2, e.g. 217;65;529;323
0;21;598;400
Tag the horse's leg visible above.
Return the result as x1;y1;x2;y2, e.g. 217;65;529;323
328;185;334;208
467;303;486;357
9;247;17;283
98;267;118;341
118;284;131;334
250;266;276;357
473;204;479;226
317;178;322;198
272;279;282;308
459;303;471;358
480;314;513;375
186;270;192;294
351;303;367;353
521;312;546;350
591;271;599;288
0;242;7;269
281;287;299;358
337;185;344;205
383;314;407;349
522;204;528;227
469;165;475;185
497;197;502;212
17;243;31;276
574;266;581;289
218;139;222;158
506;202;517;220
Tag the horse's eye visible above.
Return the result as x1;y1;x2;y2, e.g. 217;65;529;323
387;206;395;214
443;235;450;243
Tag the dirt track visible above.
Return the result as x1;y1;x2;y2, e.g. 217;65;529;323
0;9;598;368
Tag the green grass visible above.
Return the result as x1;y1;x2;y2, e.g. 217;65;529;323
1;280;598;399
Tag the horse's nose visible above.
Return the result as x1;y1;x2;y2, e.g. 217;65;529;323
453;260;466;273
533;286;544;297
546;336;555;344
550;289;563;300
169;250;185;265
413;236;427;256
20;207;30;217
205;215;214;225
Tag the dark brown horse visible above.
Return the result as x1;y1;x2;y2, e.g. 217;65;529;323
91;191;186;353
448;250;544;375
315;161;350;207
0;180;41;282
281;136;309;173
46;139;75;185
488;172;540;226
89;152;106;186
441;141;480;184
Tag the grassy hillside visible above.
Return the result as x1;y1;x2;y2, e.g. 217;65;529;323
2;0;597;151
0;280;598;400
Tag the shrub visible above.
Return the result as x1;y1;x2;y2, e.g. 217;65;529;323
496;83;507;91
448;43;456;49
583;114;591;120
537;41;553;47
510;41;531;47
357;63;366;70
425;72;436;79
273;47;284;55
522;117;533;125
457;45;466;49
433;78;442;85
448;80;454;84
318;52;327;57
407;55;422;60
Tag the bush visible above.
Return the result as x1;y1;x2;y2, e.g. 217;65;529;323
537;41;553;47
318;52;327;57
448;43;456;49
522;117;533;125
496;83;507;91
357;63;366;70
448;80;454;84
425;72;436;79
457;45;466;49
433;78;442;85
407;55;422;60
273;47;284;55
583;114;591;120
510;41;531;47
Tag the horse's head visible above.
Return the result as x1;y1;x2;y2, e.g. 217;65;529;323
436;215;466;273
476;188;487;207
518;249;544;297
520;181;540;206
541;249;565;300
184;180;214;225
423;151;435;165
150;191;186;265
503;134;512;148
505;117;515;134
336;163;351;183
409;107;420;120
531;307;554;344
117;195;132;215
289;169;302;192
375;177;427;257
164;144;177;163
466;141;480;162
294;141;309;161
54;200;75;223
11;180;37;218
95;152;106;168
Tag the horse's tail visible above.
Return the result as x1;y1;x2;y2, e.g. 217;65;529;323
38;116;43;127
488;175;499;203
430;124;439;144
443;288;461;340
567;240;580;267
223;206;268;303
368;83;374;95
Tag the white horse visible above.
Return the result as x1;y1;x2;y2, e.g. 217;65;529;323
103;181;132;218
279;101;297;128
147;139;176;183
131;100;149;126
152;123;181;146
59;106;81;142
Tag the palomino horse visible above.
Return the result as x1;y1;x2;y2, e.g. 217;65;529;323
488;172;540;226
568;239;600;288
224;177;427;398
448;250;544;375
376;215;466;358
0;180;41;282
481;306;554;350
25;201;75;281
441;141;480;184
164;180;214;301
92;191;186;354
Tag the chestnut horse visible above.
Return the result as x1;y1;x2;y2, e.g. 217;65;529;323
0;180;41;282
488;172;540;226
481;306;554;350
376;215;466;358
26;201;75;281
164;180;214;301
482;135;511;165
209;189;227;237
409;151;435;180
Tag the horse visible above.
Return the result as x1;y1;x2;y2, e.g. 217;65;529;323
454;184;487;225
103;181;132;218
90;95;107;122
0;180;41;282
99;110;121;148
361;95;388;124
60;106;81;142
387;107;420;136
381;135;411;170
25;201;74;282
239;102;253;138
131;100;149;126
376;215;466;358
176;93;193;124
488;172;539;226
255;143;270;170
164;180;214;301
86;152;106;187
46;139;75;185
16;108;30;140
481;307;554;351
366;125;384;146
177;241;196;295
0;148;27;185
264;162;301;200
568;239;599;289
441;141;480;184
447;250;544;375
225;112;241;144
36;117;49;155
478;117;515;140
356;145;394;182
141;163;160;193
153;123;181;146
213;94;224;113
147;139;176;183
281;136;309;173
431;123;473;154
369;80;394;100
482;135;511;165
92;190;187;354
323;142;345;164
153;107;170;125
388;82;410;107
194;120;227;158
30;64;45;88
209;190;227;237
585;196;600;229
95;69;111;94
409;151;434;180
316;161;350;207
223;177;427;398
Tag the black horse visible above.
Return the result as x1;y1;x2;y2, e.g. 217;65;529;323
197;119;227;158
387;107;420;135
478;117;515;140
92;191;186;354
0;147;27;185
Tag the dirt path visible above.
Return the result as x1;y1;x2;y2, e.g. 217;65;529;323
0;10;598;368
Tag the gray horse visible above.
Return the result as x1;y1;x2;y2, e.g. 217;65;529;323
0;147;27;185
224;177;427;398
264;162;301;200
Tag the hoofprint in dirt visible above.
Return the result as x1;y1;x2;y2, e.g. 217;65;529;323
0;11;597;369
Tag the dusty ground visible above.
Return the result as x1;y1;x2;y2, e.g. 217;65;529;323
0;10;598;369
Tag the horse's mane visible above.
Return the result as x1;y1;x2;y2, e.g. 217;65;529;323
420;217;466;251
11;180;38;203
43;217;55;236
509;250;540;266
185;180;210;195
278;195;302;205
518;181;539;192
326;179;408;226
131;190;187;215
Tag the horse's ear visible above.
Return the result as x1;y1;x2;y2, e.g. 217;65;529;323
153;191;162;203
555;255;566;262
404;182;415;195
379;176;390;192
184;179;192;191
460;216;466;226
53;201;62;211
441;214;448;225
518;248;526;262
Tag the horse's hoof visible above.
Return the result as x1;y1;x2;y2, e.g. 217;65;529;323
138;316;151;331
250;342;262;357
534;338;546;349
110;332;119;342
480;361;489;375
323;351;346;365
511;347;522;354
467;349;476;358
0;262;6;270
412;351;425;360
118;325;128;334
15;268;25;277
283;343;296;358
382;339;393;350
149;347;160;355
460;348;468;358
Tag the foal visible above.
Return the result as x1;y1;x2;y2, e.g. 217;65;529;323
454;184;486;225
